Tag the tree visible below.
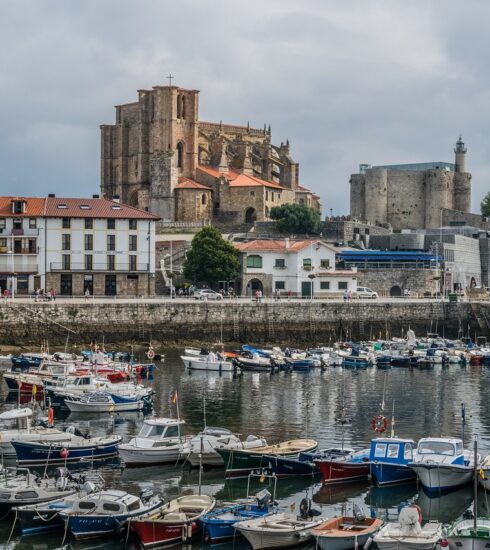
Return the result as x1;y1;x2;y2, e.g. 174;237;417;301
481;191;490;217
183;226;240;285
270;203;322;234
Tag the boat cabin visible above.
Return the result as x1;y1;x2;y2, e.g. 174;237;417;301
70;490;143;515
370;438;415;464
137;418;185;440
415;437;466;465
0;408;32;432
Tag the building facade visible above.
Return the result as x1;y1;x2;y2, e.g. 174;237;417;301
0;196;158;296
234;239;357;297
100;83;321;225
350;137;471;230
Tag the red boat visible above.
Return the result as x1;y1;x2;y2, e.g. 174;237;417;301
315;449;370;484
131;494;215;548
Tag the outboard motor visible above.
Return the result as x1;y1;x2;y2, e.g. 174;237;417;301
139;488;154;501
255;489;272;509
353;504;366;522
54;467;70;481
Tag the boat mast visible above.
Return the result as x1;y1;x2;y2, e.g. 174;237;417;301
474;436;478;534
461;403;466;444
203;395;207;429
390;400;395;438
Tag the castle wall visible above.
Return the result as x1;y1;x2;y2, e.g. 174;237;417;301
453;173;472;213
174;189;212;222
364;168;388;225
425;170;452;228
386;170;425;230
349;174;366;221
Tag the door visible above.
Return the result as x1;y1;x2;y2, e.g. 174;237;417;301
127;275;139;295
60;274;72;296
84;275;93;295
302;281;313;298
105;274;117;296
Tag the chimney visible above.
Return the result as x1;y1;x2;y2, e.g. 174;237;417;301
48;193;55;197
92;194;100;199
112;195;120;203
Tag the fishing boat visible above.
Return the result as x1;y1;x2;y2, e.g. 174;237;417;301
14;472;105;535
284;357;314;371
408;437;477;493
313;506;383;550
217;439;318;478
180;353;236;372
11;433;122;466
373;505;443;550
266;448;353;478
369;437;417;485
314;448;370;484
184;426;268;467
0;468;82;516
10;353;45;371
235;511;324;549
59;489;162;540
130;494;215;548
64;391;152;413
118;418;190;466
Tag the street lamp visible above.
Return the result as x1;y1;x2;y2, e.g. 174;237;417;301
7;250;14;300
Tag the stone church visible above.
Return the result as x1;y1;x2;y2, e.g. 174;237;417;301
100;83;321;224
350;137;471;230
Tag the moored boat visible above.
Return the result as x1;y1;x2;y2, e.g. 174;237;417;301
266;448;353;478
314;448;370;484
64;391;151;413
369;437;417;485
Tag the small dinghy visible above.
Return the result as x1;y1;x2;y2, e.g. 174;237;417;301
373;504;443;550
64;391;151;413
313;505;383;550
59;488;162;540
130;494;215;548
235;510;324;549
267;448;353;478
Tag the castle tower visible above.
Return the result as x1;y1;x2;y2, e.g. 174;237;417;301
364;168;388;225
454;135;467;173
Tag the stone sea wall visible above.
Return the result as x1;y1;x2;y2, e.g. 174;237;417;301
0;301;489;347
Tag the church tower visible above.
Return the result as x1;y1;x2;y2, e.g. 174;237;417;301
454;135;467;173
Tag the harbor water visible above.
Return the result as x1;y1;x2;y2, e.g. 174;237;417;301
1;348;490;549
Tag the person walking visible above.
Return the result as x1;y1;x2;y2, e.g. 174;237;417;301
50;287;56;301
85;288;90;300
343;290;348;302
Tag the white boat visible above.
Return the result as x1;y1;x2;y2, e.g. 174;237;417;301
64;391;150;413
0;408;70;459
373;505;443;550
118;418;190;466
235;512;324;549
184;427;267;467
180;353;235;372
408;438;477;493
447;518;490;550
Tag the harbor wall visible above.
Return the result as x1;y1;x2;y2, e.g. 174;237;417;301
0;301;489;347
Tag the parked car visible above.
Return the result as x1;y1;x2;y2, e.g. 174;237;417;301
356;286;378;299
194;289;223;300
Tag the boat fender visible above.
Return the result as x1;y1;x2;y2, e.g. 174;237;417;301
181;524;187;541
439;539;449;547
364;536;374;550
47;407;54;427
371;415;388;433
187;524;193;539
60;448;69;459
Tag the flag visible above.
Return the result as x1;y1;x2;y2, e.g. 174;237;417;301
172;390;178;404
480;468;486;480
32;384;37;397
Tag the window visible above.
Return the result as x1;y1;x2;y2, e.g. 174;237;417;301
28;239;36;254
320;282;330;290
365;228;370;235
271;192;274;202
0;238;6;247
354;227;360;234
107;255;115;271
107;219;115;230
303;258;312;270
266;190;269;201
166;425;180;438
102;503;121;512
275;281;285;290
85;234;93;251
78;502;96;511
0;218;5;229
85;219;93;229
107;234;116;251
201;194;207;205
129;235;137;252
177;142;184;168
62;218;70;229
404;443;413;461
387;444;399;458
250;191;255;197
129;219;137;230
274;258;286;268
129;255;137;271
320;259;330;269
246;255;262;268
338;281;348;290
85;255;93;270
127;501;142;512
62;234;71;251
374;444;387;458
15;491;38;499
12;201;24;214
29;218;37;229
62;254;71;270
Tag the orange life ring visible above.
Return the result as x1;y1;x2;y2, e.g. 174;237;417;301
371;415;388;433
147;350;155;360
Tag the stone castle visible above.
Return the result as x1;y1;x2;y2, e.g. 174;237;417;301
350;137;471;230
100;83;321;224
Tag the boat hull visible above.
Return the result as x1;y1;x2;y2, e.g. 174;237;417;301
65;399;144;413
316;531;374;550
371;463;417;486
447;519;490;550
238;525;314;549
410;464;474;493
119;445;186;466
315;460;370;484
266;455;319;477
131;520;200;548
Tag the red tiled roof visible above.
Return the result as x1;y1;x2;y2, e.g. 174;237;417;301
0;196;159;220
197;166;286;190
175;177;212;190
0;197;45;217
234;239;333;253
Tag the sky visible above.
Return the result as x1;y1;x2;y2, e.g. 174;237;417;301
1;0;489;216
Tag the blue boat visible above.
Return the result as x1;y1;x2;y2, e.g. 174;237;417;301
11;354;44;371
266;448;354;478
369;437;417;485
12;434;122;466
376;356;392;368
284;358;314;371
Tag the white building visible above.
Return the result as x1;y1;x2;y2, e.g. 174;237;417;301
0;195;159;296
235;239;357;297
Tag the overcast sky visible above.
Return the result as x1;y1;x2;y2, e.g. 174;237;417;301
1;0;489;215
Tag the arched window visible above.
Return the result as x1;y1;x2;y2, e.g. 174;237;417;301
245;207;256;223
182;95;186;119
177;94;182;118
176;142;184;168
201;193;207;205
247;255;263;268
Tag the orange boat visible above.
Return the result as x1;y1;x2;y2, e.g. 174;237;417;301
313;512;383;550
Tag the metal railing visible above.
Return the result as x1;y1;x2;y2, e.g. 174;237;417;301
49;262;150;272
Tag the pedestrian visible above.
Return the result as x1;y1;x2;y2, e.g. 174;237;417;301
343;290;348;302
348;289;352;301
35;288;40;302
287;289;292;301
3;288;9;302
50;287;56;301
255;289;260;302
258;289;262;303
85;288;90;300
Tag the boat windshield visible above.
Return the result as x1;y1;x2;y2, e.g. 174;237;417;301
139;424;167;438
418;441;455;455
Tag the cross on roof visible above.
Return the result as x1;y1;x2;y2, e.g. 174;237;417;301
167;74;174;86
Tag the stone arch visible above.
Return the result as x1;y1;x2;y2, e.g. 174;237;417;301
246;278;263;296
128;189;139;208
176;142;184;169
390;285;402;297
245;207;256;223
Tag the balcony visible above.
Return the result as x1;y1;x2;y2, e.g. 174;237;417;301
0;228;39;237
49;262;150;273
0;256;38;273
